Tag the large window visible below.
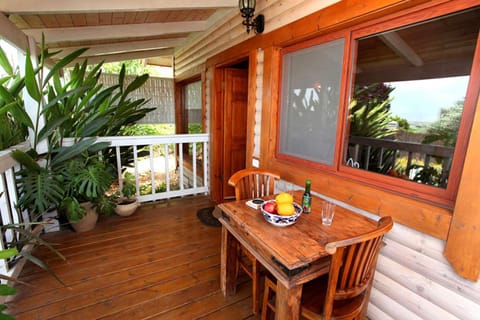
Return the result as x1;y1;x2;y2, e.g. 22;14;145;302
182;80;202;134
277;7;480;204
279;38;345;167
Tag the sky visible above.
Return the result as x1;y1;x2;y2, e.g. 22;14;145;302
386;76;469;123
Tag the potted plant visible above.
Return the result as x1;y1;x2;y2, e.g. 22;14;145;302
57;154;116;231
114;172;140;217
10;40;153;231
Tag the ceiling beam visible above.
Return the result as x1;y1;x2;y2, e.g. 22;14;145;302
0;0;237;14
146;56;174;67
379;32;424;67
0;13;28;51
55;38;188;58
24;21;206;43
67;48;174;67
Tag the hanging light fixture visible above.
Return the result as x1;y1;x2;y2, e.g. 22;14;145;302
239;0;264;34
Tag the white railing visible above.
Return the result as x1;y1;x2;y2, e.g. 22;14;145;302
0;141;31;277
0;133;208;277
64;134;209;203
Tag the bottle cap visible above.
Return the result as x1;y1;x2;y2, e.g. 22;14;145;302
306;179;311;185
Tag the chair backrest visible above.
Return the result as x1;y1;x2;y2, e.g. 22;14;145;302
322;216;394;318
228;168;280;201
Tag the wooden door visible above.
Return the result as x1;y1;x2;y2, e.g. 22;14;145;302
222;68;248;199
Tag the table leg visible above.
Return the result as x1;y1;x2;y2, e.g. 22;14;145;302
220;226;238;296
275;281;302;320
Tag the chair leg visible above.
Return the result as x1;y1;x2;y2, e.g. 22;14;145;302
261;276;276;320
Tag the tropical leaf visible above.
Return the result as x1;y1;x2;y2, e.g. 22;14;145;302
50;138;97;165
0;46;13;75
37;116;69;142
15;167;64;215
5;224;66;261
122;74;148;98
24;50;41;102
42;85;91;113
43;48;88;85
9;103;33;128
0;85;14;104
11;149;41;172
0;101;16;116
21;252;66;286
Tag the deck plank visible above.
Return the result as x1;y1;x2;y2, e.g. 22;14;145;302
7;196;261;319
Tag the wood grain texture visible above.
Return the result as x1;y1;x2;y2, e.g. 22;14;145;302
446;97;480;280
6;196;262;320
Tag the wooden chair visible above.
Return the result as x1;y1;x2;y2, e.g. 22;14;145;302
228;168;280;314
261;216;394;320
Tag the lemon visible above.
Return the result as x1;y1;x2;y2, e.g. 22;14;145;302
275;192;293;204
277;203;295;216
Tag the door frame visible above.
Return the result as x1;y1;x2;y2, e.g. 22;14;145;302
210;51;258;203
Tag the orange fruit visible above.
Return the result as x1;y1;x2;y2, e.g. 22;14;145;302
277;203;295;216
275;192;293;204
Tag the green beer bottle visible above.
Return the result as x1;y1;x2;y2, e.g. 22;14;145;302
302;180;312;214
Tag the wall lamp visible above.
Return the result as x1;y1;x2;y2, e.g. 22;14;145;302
239;0;264;34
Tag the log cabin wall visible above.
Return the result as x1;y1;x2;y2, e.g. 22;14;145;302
175;0;480;318
174;0;340;81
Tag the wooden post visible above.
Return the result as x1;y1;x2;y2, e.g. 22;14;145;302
445;98;480;281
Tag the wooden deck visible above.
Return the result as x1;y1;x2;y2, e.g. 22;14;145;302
6;196;259;320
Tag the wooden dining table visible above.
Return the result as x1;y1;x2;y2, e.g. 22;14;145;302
217;190;379;320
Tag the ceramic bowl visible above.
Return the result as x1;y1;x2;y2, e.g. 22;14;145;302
260;200;302;227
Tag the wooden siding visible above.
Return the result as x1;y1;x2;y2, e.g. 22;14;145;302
273;183;480;319
177;0;480;318
174;0;340;80
6;196;261;319
374;220;480;319
253;49;264;160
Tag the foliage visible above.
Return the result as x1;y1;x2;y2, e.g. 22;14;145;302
410;164;442;186
348;83;398;174
422;100;463;147
99;59;156;76
120;124;161;136
390;115;410;131
120;172;137;199
0;218;67;317
0;247;18;320
0;46;31;149
140;182;167;195
12;38;154;223
349;83;396;139
188;123;202;134
13;151;64;217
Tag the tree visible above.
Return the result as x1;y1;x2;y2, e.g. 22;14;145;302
349;83;396;139
348;83;398;174
391;115;410;131
99;59;156;75
422;99;463;147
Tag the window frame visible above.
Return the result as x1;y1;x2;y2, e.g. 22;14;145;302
274;6;480;207
276;30;353;174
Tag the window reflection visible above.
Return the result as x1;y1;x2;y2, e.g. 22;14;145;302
279;38;344;166
346;8;479;188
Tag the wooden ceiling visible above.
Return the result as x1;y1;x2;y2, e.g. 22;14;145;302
356;7;480;83
0;0;237;66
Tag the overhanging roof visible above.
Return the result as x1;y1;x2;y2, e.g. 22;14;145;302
0;0;237;66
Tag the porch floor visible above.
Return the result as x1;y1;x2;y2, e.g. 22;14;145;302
7;195;259;320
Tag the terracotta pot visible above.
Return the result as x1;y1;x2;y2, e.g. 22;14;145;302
114;198;140;217
70;202;98;232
